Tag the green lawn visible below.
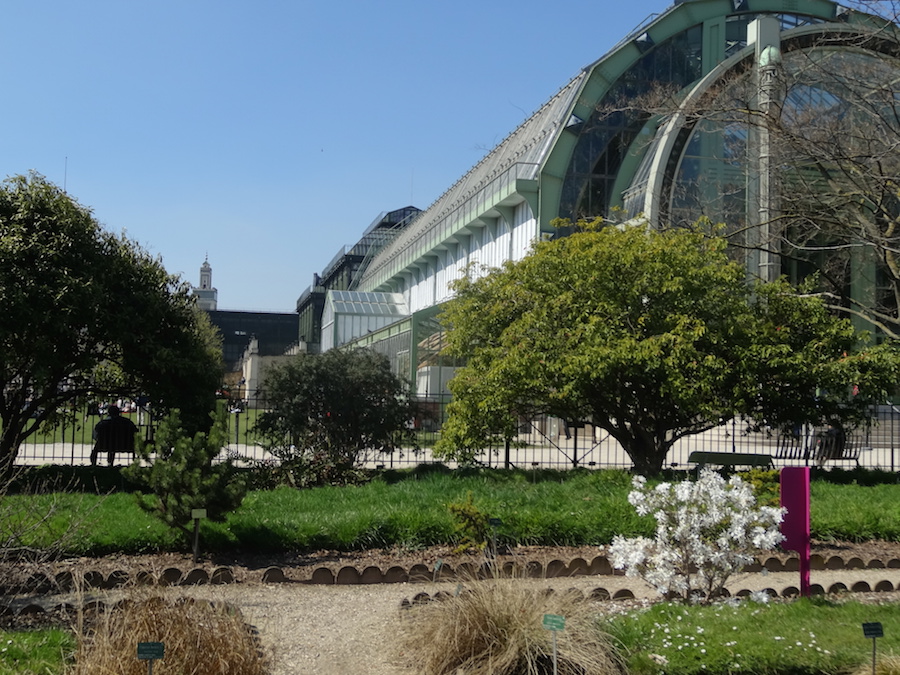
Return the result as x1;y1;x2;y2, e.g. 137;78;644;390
0;629;75;675
4;467;900;556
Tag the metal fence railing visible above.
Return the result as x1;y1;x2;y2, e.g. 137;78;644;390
10;395;900;472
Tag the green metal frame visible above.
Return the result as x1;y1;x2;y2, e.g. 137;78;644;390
537;0;868;227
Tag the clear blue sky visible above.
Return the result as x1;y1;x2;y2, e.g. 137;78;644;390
2;0;666;312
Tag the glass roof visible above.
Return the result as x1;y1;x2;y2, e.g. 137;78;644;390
327;291;410;317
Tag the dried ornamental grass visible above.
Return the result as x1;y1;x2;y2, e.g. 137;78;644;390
397;578;623;675
853;653;900;675
69;592;268;675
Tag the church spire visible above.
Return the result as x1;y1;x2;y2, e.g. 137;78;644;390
193;257;218;310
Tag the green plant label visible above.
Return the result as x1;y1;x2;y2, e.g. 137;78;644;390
192;509;207;519
542;614;565;631
137;642;165;660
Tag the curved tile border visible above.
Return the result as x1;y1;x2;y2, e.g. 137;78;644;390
3;574;898;620
310;568;335;585
393;576;899;611
261;567;289;583
211;567;234;584
383;566;407;584
159;568;182;586
11;553;900;592
360;566;383;584
335;566;360;585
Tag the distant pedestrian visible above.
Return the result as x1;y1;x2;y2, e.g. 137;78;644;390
814;420;845;467
90;405;138;466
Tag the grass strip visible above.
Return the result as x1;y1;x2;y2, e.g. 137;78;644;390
0;628;75;674
607;596;900;675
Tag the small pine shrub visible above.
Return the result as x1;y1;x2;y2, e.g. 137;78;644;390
123;403;246;544
448;491;491;553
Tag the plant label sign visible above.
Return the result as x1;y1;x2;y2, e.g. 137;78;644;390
137;641;164;660
863;622;884;639
542;614;566;632
192;509;207;520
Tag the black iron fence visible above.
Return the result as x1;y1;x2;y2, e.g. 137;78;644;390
10;395;900;472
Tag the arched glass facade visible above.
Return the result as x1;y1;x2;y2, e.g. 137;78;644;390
665;39;900;226
560;12;829;222
550;5;900;331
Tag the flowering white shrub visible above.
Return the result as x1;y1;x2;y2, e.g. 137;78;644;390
609;469;785;602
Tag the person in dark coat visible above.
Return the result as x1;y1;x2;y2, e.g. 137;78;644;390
90;405;138;466
815;420;846;467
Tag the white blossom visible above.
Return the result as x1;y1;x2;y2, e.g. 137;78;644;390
608;469;785;602
750;590;773;604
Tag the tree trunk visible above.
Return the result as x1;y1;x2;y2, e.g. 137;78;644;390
626;446;670;476
620;430;672;476
0;424;22;480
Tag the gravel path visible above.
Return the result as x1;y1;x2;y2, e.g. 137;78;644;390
172;568;900;675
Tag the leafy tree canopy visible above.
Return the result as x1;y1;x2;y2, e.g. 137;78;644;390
255;349;419;486
0;172;222;470
435;221;900;474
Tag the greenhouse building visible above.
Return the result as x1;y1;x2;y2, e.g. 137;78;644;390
308;0;900;395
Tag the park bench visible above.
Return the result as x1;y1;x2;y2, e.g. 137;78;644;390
775;427;866;467
775;432;812;462
687;451;774;471
832;439;864;466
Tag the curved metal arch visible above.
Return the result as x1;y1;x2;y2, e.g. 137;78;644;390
640;21;900;227
537;0;875;226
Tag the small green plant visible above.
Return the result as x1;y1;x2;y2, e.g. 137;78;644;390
448;491;491;553
123;403;247;545
741;468;780;508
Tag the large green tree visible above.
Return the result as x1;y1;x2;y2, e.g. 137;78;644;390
255;349;419;485
436;221;900;474
0;172;222;471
